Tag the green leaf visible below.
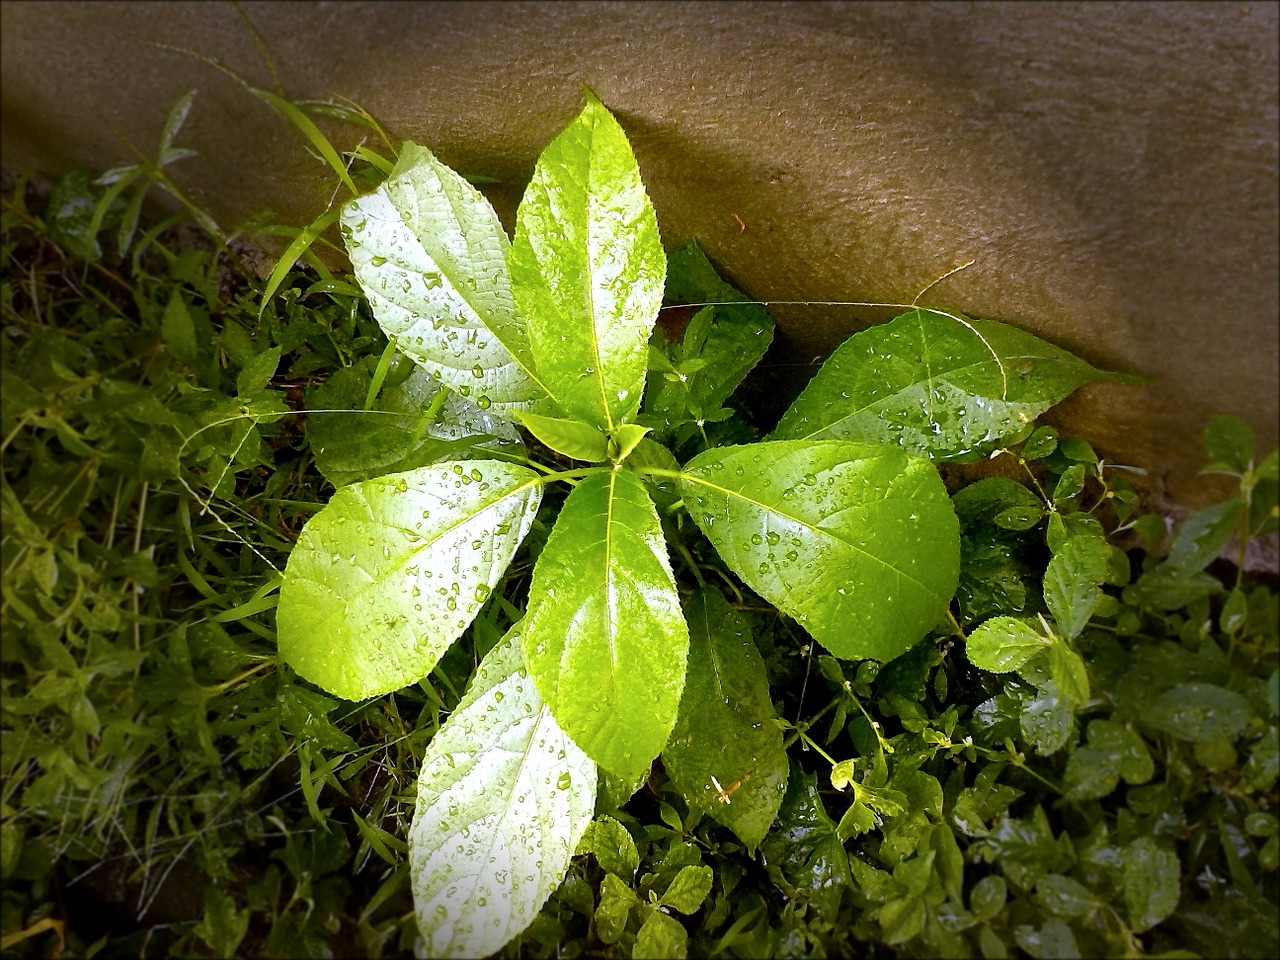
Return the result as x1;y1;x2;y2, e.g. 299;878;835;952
952;476;1043;527
577;817;639;878
341;142;549;418
1064;720;1153;799
679;440;959;662
770;308;1118;461
1034;873;1098;918
1047;643;1090;706
1123;837;1180;932
510;90;664;432
970;875;1007;921
595;873;639;944
661;588;788;852
966;617;1047;673
1145;682;1252;742
162;293;199;367
277;460;542;699
647;240;774;426
516;411;609;461
660;864;713;914
1022;426;1059;460
522;470;688;780
307;362;523;487
760;763;852;918
193;887;249;957
1013;918;1080;960
1044;533;1111;638
409;624;596;958
609;423;651;463
1016;681;1074;755
635;908;689;959
1203;414;1255;473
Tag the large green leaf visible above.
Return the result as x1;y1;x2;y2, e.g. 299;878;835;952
277;460;541;699
678;441;959;662
522;469;687;780
509;91;664;432
340;142;549;418
770;309;1119;461
410;623;596;958
307;361;523;486
661;588;788;852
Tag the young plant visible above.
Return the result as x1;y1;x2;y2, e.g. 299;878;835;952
274;90;1122;956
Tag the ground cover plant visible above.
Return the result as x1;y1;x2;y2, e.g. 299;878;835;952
2;83;1277;960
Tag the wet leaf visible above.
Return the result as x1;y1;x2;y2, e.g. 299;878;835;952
577;817;638;878
760;763;851;918
1145;682;1252;742
662;587;788;852
277;460;541;699
515;411;609;462
409;625;596;958
679;440;959;662
635;908;688;959
1044;533;1111;638
341;142;549;418
770;308;1119;461
1122;836;1179;932
966;617;1047;673
510;90;663;432
522;470;687;781
660;864;713;914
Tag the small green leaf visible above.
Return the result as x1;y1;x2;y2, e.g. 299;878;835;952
679;441;959;663
595;873;639;944
516;411;609;461
510;90;663;432
236;346;281;398
970;875;1007;921
1016;681;1074;755
1203;414;1255;473
1047;643;1089;705
1123;837;1180;932
1044;533;1111;637
647;240;774;426
660;864;713;914
522;470;688;781
162;294;199;367
662;588;788;852
770;309;1119;461
1052;463;1087;503
1145;683;1252;742
1013;918;1080;960
341;142;549;418
1034;873;1098;918
577;817;639;878
966;617;1047;673
1022;426;1059;460
193;887;249;957
610;423;652;463
992;504;1046;531
635;908;689;959
409;625;596;958
278;460;542;699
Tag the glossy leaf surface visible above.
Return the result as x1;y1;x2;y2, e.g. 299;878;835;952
277;461;541;699
509;91;664;432
341;142;548;418
1043;533;1111;638
771;309;1118;461
679;440;959;662
662;588;788;852
409;624;596;958
515;411;608;462
522;470;688;780
966;617;1048;673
